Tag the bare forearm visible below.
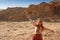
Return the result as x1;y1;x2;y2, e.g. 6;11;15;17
44;27;54;32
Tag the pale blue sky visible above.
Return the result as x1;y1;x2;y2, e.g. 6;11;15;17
0;0;51;9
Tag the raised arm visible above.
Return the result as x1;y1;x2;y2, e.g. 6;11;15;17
26;14;37;26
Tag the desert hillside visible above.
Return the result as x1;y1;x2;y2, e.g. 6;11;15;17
0;1;60;22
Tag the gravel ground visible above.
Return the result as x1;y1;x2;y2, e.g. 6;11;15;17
0;21;60;40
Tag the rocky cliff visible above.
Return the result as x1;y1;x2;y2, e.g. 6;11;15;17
0;2;60;22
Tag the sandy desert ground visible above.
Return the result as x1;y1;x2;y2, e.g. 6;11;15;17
0;21;60;40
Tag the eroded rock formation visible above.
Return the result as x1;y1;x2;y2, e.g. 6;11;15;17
0;1;60;22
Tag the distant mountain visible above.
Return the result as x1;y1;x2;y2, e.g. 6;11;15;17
0;7;28;21
25;2;53;18
0;2;60;22
0;9;4;11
